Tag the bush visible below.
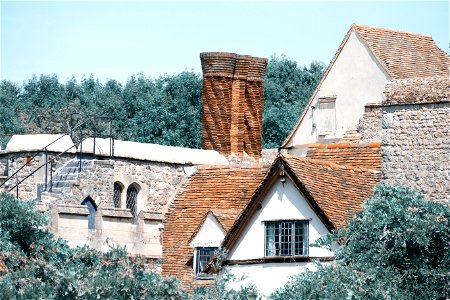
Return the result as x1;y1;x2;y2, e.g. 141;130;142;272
271;185;450;299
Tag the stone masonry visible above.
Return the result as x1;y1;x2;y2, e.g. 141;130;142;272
381;77;449;204
358;76;449;204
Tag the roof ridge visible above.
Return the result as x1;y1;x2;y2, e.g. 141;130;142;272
282;153;380;174
307;141;382;149
352;23;433;38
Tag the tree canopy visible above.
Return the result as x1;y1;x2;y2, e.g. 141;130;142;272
0;56;324;149
0;192;258;299
270;185;450;300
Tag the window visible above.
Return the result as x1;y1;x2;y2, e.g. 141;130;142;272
113;182;122;208
81;197;97;230
318;97;336;134
265;220;308;257
126;185;138;223
195;247;217;278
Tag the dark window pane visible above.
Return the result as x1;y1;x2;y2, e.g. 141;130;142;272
126;185;138;223
113;183;122;208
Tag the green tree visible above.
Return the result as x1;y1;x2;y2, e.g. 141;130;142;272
0;192;261;299
0;192;187;299
0;81;26;148
263;56;324;148
271;185;450;299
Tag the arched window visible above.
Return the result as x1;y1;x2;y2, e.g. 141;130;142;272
113;182;123;208
81;197;97;230
126;185;138;223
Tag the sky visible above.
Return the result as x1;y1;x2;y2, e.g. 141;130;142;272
1;1;449;85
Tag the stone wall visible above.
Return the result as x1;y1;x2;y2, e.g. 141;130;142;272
380;77;450;204
43;203;164;260
0;152;73;200
358;104;382;143
57;159;115;207
381;101;449;204
113;158;188;214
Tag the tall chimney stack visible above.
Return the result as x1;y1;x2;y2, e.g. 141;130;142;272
200;52;267;158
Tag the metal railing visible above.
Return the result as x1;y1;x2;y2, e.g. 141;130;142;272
1;114;115;199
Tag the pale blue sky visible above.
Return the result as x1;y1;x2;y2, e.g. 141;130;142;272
1;1;448;85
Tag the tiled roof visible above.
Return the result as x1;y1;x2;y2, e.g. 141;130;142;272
306;142;381;171
354;24;449;79
383;76;450;105
282;24;449;148
283;154;380;228
222;154;380;252
161;166;268;288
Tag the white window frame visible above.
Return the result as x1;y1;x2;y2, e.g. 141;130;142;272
194;247;217;279
318;97;336;135
264;220;309;257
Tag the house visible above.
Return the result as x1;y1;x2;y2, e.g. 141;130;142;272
162;25;448;295
220;152;380;296
161;51;383;294
282;24;449;155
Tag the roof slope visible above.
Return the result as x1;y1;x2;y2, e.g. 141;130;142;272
383;76;450;105
222;154;380;252
284;154;380;228
282;24;449;148
306;142;381;171
354;24;449;79
161;166;268;287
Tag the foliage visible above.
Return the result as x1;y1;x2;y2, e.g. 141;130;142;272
270;185;450;299
0;192;187;299
263;56;324;148
0;192;261;299
0;56;323;149
191;248;260;300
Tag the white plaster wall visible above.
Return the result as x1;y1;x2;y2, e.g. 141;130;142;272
190;212;226;247
229;179;334;260
289;30;390;150
227;262;322;297
57;215;90;248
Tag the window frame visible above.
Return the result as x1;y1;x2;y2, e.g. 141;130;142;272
318;97;336;135
194;247;217;279
264;220;309;258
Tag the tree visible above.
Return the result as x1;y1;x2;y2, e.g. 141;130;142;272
1;56;324;149
0;81;26;148
271;185;450;299
263;57;324;148
0;192;260;299
0;192;187;299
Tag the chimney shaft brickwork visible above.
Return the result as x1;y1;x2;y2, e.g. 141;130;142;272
200;52;267;158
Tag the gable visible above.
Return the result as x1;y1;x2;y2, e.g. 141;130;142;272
284;28;390;150
190;212;226;247
228;178;333;261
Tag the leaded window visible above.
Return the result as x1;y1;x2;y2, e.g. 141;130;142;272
126;185;138;223
265;220;308;257
195;247;217;277
113;183;122;208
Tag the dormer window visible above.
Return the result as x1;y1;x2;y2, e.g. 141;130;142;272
265;220;308;257
195;247;217;278
318;97;336;134
189;211;226;279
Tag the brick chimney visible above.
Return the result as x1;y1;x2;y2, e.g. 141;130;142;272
200;52;267;158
